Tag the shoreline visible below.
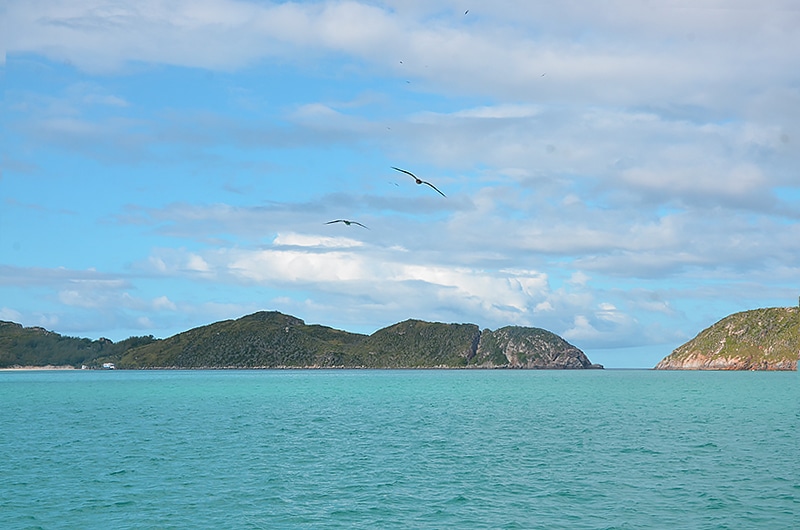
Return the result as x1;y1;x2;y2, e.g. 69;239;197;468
0;365;76;371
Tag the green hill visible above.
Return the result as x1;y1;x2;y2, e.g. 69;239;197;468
119;311;366;368
353;319;482;368
1;311;602;369
0;321;156;368
655;307;800;370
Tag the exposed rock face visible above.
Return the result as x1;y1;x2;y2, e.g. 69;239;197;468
1;312;602;369
361;320;601;369
474;326;602;369
655;307;800;371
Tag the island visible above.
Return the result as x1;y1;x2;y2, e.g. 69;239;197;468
0;311;603;370
655;307;799;370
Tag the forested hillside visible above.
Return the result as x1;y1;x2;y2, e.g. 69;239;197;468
1;312;600;369
0;321;155;368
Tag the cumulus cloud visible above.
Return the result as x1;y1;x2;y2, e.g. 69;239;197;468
137;234;558;328
3;0;800;364
0;307;24;323
4;1;796;103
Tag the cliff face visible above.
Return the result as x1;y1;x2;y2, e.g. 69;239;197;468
474;326;601;369
120;312;601;369
655;307;800;371
1;312;601;369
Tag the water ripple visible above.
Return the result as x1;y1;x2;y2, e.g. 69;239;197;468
1;369;797;529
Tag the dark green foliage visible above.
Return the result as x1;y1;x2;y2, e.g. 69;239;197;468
0;321;156;368
471;328;510;366
353;320;482;368
119;312;368;368
120;314;484;368
0;311;596;369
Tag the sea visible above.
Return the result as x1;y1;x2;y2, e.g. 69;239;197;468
1;369;797;529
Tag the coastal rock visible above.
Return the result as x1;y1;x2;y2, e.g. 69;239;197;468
655;307;800;371
0;312;602;370
474;326;601;369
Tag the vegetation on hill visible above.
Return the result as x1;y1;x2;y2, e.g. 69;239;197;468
119;311;366;368
1;311;600;369
0;321;156;368
353;319;482;367
475;326;601;368
655;307;800;370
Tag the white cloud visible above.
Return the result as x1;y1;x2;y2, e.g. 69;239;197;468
0;307;24;322
140;239;559;327
4;1;796;109
450;104;542;120
185;254;212;274
152;295;177;311
4;0;800;363
274;232;365;249
567;272;590;287
229;248;372;283
136;316;155;329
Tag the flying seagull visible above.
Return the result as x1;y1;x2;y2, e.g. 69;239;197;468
391;167;446;197
325;219;369;229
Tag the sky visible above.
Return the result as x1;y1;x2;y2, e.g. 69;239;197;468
2;0;799;368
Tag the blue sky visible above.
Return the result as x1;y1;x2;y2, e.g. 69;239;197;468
2;1;799;368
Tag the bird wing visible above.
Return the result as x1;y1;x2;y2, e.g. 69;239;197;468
392;166;446;197
326;219;369;229
391;166;417;180
422;180;447;197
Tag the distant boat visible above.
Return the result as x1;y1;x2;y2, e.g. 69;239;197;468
102;362;116;370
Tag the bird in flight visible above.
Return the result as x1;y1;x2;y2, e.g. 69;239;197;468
391;167;446;197
326;219;369;229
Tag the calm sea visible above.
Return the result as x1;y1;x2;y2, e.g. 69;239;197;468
1;369;797;529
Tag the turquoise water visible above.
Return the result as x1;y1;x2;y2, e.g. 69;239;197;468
1;370;798;529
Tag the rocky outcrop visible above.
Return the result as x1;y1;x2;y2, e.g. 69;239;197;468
474;326;602;369
655;307;800;371
119;312;603;369
1;312;602;369
361;321;602;369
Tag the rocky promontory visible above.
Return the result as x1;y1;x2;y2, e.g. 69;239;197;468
655;307;800;371
0;311;602;369
119;312;602;369
474;326;601;369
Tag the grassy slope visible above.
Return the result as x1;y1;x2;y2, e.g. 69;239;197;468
658;307;800;369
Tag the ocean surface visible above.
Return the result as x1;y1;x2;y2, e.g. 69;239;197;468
1;369;797;529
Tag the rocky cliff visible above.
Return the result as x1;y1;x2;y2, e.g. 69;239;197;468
474;326;601;369
117;312;602;369
655;307;800;371
1;312;601;369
